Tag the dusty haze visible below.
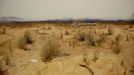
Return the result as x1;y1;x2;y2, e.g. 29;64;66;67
0;0;134;20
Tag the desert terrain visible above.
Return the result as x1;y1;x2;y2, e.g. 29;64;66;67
0;22;134;75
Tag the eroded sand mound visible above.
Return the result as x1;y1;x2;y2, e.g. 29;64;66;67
10;50;125;75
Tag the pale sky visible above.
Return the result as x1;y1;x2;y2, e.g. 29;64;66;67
0;0;134;20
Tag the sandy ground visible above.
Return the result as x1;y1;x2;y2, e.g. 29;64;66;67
0;23;134;75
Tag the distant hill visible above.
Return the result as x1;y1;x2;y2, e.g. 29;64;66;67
0;17;133;23
45;18;134;23
0;17;27;23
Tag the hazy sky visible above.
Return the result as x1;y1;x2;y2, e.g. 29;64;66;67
0;0;134;20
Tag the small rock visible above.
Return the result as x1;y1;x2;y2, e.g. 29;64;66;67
30;59;38;63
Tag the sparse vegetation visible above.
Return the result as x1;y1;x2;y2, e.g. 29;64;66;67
23;30;35;44
112;44;121;54
112;34;123;54
75;29;86;41
51;31;63;40
0;55;9;75
0;22;134;75
115;34;123;43
107;26;114;35
18;37;26;49
0;27;6;34
18;30;35;50
75;29;103;46
92;52;98;62
64;30;69;35
85;31;96;46
41;35;61;62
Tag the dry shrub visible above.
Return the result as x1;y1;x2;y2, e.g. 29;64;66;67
119;41;134;74
48;26;51;30
18;30;35;50
41;36;61;62
0;50;10;67
112;34;123;54
86;28;108;47
92;52;98;62
75;29;86;41
126;34;129;41
0;40;14;67
0;56;8;73
50;31;63;40
107;26;114;35
85;31;96;46
82;49;98;65
0;27;6;34
0;63;2;75
69;40;77;48
23;30;35;44
129;25;133;28
115;34;123;43
18;37;27;50
75;29;100;46
64;30;69;35
112;44;121;54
